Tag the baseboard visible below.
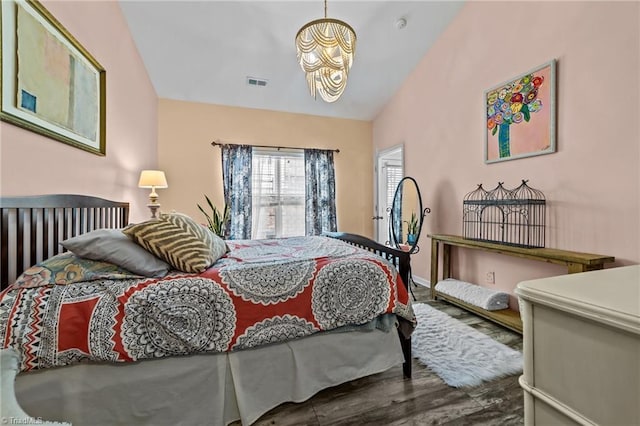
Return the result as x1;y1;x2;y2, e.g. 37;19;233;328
412;275;430;289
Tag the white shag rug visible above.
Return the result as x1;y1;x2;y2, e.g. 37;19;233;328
411;303;523;388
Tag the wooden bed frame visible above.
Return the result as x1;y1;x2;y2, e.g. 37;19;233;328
0;194;412;378
0;194;129;289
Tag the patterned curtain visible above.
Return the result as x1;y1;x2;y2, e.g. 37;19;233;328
304;149;337;236
221;144;252;239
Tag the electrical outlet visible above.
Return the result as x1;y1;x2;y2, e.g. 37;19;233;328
486;271;495;284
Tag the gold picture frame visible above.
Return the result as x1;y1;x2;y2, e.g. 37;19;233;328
0;0;106;155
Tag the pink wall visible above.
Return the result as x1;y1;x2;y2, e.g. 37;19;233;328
373;1;640;308
0;0;158;223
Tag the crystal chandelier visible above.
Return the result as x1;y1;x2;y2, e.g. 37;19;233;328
295;0;356;103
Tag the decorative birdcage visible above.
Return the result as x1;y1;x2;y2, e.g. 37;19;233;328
462;180;546;248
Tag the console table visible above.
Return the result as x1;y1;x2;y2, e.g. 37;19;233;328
428;234;615;333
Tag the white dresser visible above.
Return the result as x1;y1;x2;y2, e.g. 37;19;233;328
516;265;640;426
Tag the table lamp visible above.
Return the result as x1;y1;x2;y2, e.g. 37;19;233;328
138;170;168;218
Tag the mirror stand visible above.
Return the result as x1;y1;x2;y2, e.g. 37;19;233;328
389;177;430;301
389;177;430;255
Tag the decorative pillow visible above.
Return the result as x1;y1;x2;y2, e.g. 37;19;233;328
14;252;141;289
123;212;228;273
61;229;171;278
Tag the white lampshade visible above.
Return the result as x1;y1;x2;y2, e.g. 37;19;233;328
138;170;168;188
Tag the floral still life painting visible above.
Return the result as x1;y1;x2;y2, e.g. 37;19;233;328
485;60;556;163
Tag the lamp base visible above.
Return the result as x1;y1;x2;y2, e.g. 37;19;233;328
147;203;161;219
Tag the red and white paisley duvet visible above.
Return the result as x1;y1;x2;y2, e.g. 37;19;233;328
0;236;415;372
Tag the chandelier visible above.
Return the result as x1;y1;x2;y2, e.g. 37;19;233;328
295;0;356;103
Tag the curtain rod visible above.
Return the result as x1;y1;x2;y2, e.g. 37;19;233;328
211;140;340;153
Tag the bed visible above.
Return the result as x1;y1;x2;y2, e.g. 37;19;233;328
0;194;414;425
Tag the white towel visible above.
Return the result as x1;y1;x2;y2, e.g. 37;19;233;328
436;278;510;311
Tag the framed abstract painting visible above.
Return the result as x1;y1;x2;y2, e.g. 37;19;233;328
0;0;106;155
485;60;556;164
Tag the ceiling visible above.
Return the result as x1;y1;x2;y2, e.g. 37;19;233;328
119;1;465;121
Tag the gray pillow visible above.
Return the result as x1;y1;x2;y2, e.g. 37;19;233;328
61;229;171;278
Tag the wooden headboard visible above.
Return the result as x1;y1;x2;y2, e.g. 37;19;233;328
0;194;129;289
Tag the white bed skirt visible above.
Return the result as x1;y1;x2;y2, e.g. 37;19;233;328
14;327;404;425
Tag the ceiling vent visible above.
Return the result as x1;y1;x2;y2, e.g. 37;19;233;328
247;77;268;87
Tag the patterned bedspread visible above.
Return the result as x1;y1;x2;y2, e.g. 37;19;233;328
0;236;414;372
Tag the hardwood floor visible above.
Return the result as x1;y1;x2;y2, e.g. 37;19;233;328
249;284;524;425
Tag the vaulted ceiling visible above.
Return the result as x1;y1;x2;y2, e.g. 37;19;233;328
119;1;464;120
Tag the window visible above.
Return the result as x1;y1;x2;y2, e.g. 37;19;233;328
385;162;403;209
251;148;305;239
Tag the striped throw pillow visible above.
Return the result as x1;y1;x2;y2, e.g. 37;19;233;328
123;212;227;273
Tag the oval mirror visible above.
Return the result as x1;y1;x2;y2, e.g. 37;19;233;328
389;177;429;254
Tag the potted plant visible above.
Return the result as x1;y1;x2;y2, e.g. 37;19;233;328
197;195;230;238
405;212;419;245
